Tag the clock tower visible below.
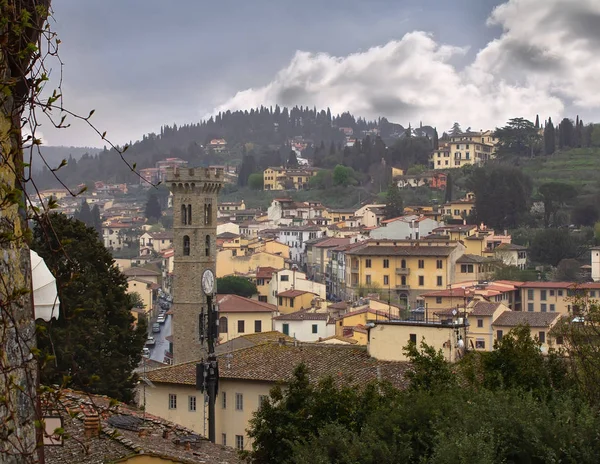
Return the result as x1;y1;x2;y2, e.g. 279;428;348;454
166;166;223;365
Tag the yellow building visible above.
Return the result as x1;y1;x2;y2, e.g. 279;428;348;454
430;224;477;241
367;320;468;362
431;131;498;170
218;200;245;212
216;294;277;343
454;254;498;284
441;199;475;220
517;282;600;314
263;167;318;190
247;266;279;302
467;300;510;351
334;307;394;345
344;239;466;306
145;341;408;451
276;290;317;314
491;311;563;353
216;250;286;278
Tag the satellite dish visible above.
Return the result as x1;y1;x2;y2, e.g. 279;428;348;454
30;249;60;321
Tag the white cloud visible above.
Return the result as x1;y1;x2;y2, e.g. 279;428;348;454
214;0;600;130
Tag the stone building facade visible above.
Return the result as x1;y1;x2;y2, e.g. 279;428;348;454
167;167;223;364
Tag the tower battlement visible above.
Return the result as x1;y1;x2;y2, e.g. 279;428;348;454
166;166;224;183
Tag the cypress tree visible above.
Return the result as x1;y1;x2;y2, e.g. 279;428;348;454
384;182;404;220
444;173;453;203
544;118;556;155
433;128;439;150
91;204;102;236
145;192;162;223
77;200;93;227
535;114;540;129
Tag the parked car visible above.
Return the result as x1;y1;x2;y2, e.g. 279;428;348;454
142;347;150;357
152;322;160;333
157;315;166;324
146;336;155;345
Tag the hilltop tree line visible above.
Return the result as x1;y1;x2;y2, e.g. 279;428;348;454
32;106;425;190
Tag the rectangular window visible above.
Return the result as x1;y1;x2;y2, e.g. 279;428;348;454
436;297;443;304
550;304;555;312
550;290;555;297
312;324;318;334
409;333;417;344
365;259;372;268
418;276;424;286
527;289;534;300
238;320;245;333
541;290;547;301
222;433;227;446
418;259;424;269
383;275;389;285
527;303;534;312
475;339;485;349
556;335;564;345
188;395;196;412
437;276;443;287
558;290;564;296
477;319;483;328
366;275;371;285
591;290;597;298
497;330;503;340
436;259;443;269
281;275;289;282
539;331;546;344
222;391;227;409
541;304;547;312
282;323;289;335
278;297;283;306
258;295;268;302
460;264;473;273
235;393;243;411
254;320;262;333
383;259;389;269
290;298;294;308
236;435;244;450
168;394;177;410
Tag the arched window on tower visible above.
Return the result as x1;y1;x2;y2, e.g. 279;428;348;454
183;235;190;256
219;316;228;334
205;235;211;257
207;203;212;225
187;204;192;225
181;204;187;225
204;202;213;226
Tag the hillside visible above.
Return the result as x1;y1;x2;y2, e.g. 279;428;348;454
519;147;600;197
30;106;437;190
30;146;102;172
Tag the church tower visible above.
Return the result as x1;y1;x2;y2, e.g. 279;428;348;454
167;166;223;364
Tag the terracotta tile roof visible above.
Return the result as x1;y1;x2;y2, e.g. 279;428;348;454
147;342;409;389
123;267;160;276
457;254;497;263
217;232;240;239
313;237;351;248
43;389;240;464
216;294;276;313
327;301;349;310
316;335;359;344
273;309;330;321
216;331;295;354
277;289;316;298
256;266;279;279
470;301;502;316
347;245;457;257
493;311;562;328
420;288;469;298
495;243;527;251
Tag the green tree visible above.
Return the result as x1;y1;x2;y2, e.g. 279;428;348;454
493;265;538;281
248;172;264;190
494;117;540;157
554;258;584;282
91;203;102;235
332;164;356;187
383;181;404;219
33;213;147;402
216;275;257;297
449;122;462;136
287;150;299;167
529;228;579;266
468;165;532;229
544;117;556;155
403;340;456;392
444;172;453;202
433;127;439;150
309;170;333;189
538;182;577;227
559;118;575;149
591;124;600;147
76;200;93;226
571;203;599;227
145;192;162;223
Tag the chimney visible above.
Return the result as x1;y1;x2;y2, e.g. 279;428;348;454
83;413;100;439
278;337;286;346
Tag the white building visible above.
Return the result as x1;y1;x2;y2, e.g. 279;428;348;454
369;215;440;241
494;243;528;270
273;225;324;263
267;268;326;306
273;310;334;341
591;247;600;282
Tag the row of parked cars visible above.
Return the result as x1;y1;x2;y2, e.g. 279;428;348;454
142;293;172;357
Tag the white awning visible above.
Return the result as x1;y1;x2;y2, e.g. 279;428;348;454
30;249;60;321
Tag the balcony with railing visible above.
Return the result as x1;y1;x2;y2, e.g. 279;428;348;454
396;267;410;275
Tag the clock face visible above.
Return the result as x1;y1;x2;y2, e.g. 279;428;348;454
202;269;215;295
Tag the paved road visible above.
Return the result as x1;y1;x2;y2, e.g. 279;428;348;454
147;298;172;363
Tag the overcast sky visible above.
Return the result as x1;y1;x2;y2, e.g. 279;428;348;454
43;0;600;147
